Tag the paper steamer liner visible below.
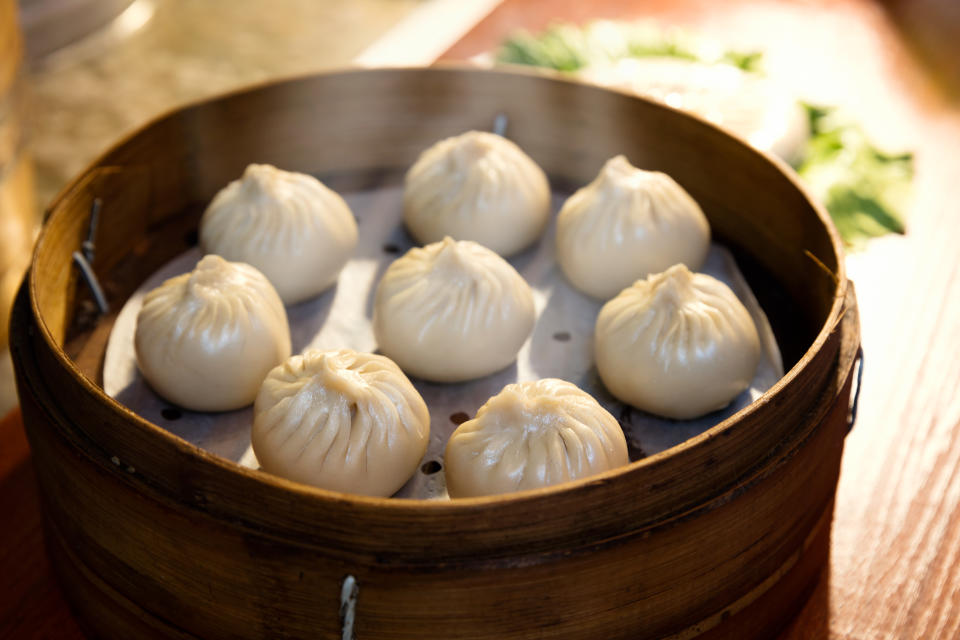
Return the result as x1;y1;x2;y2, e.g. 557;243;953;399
104;185;783;500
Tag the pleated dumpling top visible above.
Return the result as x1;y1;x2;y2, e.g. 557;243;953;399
444;379;629;498
404;131;550;257
556;155;710;300
594;264;761;419
252;348;430;497
373;237;535;383
134;255;291;412
200;164;358;304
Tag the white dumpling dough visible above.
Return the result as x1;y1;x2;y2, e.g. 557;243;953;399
134;254;291;412
373;237;535;383
200;163;358;304
556;155;710;299
403;130;551;256
252;348;430;497
594;264;761;419
444;378;629;498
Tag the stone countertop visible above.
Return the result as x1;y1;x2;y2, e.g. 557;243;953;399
26;0;425;208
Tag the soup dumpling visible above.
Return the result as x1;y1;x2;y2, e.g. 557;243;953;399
200;163;358;304
594;264;761;419
444;378;629;498
556;155;710;300
134;255;291;412
404;131;550;256
373;237;536;383
252;348;430;497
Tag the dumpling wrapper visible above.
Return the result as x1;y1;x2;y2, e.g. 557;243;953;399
556;155;710;300
252;348;430;497
373;237;536;383
200;163;358;304
445;378;629;498
134;254;291;412
404;130;551;257
595;264;761;419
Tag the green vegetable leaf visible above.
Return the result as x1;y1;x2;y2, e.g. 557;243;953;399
721;50;764;73
495;21;758;73
496;21;913;247
496;26;593;72
796;104;912;247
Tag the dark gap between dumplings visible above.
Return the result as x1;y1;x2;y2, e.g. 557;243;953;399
421;460;442;475
617;406;647;461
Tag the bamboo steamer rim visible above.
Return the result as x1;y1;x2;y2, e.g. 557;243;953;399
27;65;848;515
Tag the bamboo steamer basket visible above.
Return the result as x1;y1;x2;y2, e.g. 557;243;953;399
10;67;860;639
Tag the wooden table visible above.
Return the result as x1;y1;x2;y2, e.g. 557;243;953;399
3;0;960;638
442;2;960;637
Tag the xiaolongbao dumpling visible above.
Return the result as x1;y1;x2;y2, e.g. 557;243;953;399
444;378;629;498
556;155;710;299
403;130;550;256
200;163;358;304
134;254;291;412
252;348;430;497
594;264;761;419
373;237;535;383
